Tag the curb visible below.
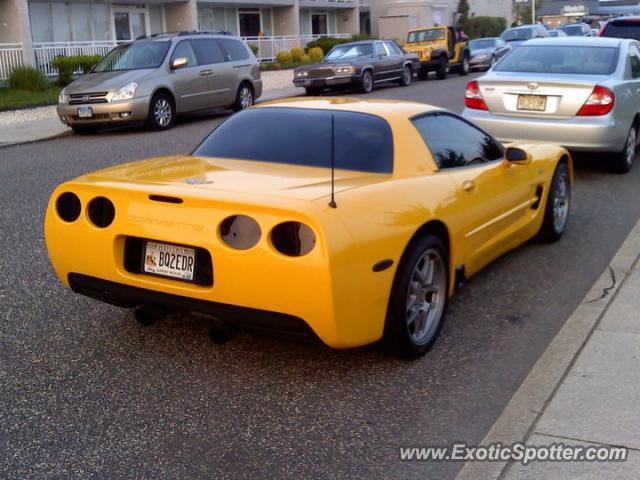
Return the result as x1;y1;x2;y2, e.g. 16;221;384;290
455;218;640;480
0;128;72;149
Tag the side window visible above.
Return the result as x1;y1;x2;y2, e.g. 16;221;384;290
191;38;225;65
171;40;198;67
385;41;403;55
630;45;640;78
218;38;250;61
412;113;504;169
375;42;387;56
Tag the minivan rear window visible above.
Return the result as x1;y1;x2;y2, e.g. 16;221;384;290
601;21;640;40
493;45;619;75
218;38;250;61
193;108;394;173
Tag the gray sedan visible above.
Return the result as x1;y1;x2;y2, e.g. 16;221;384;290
463;37;640;173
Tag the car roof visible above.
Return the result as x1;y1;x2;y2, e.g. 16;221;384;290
132;31;236;43
505;25;538;31
256;97;438;119
526;36;626;47
607;16;640;23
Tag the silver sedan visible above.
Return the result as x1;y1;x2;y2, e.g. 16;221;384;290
463;37;640;173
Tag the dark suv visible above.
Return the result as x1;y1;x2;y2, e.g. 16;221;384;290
600;17;640;40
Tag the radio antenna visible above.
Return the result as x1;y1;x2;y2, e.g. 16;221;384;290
328;114;337;209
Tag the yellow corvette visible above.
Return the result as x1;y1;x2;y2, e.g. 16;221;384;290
45;98;572;356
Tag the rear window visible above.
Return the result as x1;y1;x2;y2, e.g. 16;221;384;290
193;108;394;173
501;28;533;42
560;25;584;36
191;38;225;64
493;45;619;75
601;21;640;40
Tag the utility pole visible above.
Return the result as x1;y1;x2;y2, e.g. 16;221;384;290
532;0;536;24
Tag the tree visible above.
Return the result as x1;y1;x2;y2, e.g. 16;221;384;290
457;0;470;23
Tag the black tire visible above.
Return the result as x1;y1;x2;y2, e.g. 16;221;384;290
459;53;470;76
382;235;449;358
232;82;254;112
435;56;447;80
417;67;429;80
399;65;412;86
71;125;98;135
537;161;571;243
357;69;374;93
146;92;175;131
611;123;637;174
304;86;322;96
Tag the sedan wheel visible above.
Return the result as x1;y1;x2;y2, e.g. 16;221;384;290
612;125;637;174
357;70;374;94
538;161;571;242
459;54;470;76
399;65;412;86
382;235;449;357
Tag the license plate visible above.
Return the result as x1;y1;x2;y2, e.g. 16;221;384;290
77;106;93;118
517;95;547;111
143;241;196;281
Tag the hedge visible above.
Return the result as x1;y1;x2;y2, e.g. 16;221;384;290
458;17;507;40
50;54;102;86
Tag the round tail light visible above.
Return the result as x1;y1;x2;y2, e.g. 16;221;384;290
270;222;316;257
220;215;261;250
55;192;81;222
88;197;115;228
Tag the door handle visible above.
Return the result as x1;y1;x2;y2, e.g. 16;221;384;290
199;69;213;76
462;180;476;192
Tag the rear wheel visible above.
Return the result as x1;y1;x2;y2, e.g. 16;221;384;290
382;235;449;357
537;161;571;243
399;65;412;86
232;83;254;112
357;70;374;93
146;92;174;131
435;56;447;80
611;124;637;174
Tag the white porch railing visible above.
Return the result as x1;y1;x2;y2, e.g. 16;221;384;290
33;41;119;76
0;44;24;81
241;33;352;61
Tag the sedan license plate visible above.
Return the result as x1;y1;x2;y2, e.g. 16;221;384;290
517;95;547;111
143;241;196;281
77;106;93;118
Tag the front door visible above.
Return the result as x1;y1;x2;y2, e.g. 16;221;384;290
239;9;261;37
312;13;328;35
113;8;149;41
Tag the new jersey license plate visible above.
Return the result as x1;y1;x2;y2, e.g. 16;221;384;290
143;241;196;281
77;106;93;118
517;95;547;111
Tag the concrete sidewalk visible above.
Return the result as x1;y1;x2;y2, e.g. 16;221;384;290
0;85;303;148
457;219;640;479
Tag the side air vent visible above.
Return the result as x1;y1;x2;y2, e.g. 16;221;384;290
148;194;184;204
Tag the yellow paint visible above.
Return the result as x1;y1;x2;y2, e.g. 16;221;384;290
44;98;571;349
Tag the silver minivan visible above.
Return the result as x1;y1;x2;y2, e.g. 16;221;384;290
57;32;262;133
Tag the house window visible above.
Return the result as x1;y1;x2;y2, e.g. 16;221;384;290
238;8;261;37
113;8;148;41
312;13;328;35
29;2;112;43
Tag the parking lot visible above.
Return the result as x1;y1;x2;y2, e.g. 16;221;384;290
2;72;640;479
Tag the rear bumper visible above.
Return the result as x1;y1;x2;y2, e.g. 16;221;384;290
69;273;318;341
293;75;355;88
252;79;263;99
462;108;629;152
57;96;150;126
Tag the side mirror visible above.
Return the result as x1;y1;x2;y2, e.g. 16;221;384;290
505;146;532;165
171;57;188;70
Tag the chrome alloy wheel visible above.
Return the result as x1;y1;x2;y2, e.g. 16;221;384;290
625;126;637;168
552;170;570;234
406;249;447;346
239;85;253;110
153;98;172;127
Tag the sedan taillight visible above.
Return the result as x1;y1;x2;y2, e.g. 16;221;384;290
464;80;488;110
577;85;615;116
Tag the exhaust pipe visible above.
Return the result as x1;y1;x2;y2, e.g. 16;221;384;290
134;306;165;327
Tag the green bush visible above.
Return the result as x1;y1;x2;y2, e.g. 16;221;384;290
306;36;350;54
291;47;305;62
458;16;507;39
248;43;259;56
300;54;312;64
276;50;293;64
308;47;324;62
51;54;102;86
7;65;49;92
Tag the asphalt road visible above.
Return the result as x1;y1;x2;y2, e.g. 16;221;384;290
2;73;640;480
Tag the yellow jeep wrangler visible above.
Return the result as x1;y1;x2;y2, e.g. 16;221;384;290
404;26;470;80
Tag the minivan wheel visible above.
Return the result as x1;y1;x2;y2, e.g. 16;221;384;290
146;92;174;131
232;83;254;112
